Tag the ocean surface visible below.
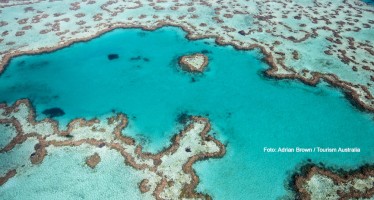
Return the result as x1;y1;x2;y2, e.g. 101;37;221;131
0;27;373;199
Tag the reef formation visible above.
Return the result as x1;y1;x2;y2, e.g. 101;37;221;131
0;0;373;111
0;99;225;199
292;164;374;200
179;53;208;73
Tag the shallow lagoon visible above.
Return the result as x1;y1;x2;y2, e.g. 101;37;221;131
0;27;373;199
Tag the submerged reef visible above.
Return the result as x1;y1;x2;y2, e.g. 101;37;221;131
41;107;65;118
292;164;374;200
0;99;225;199
108;53;119;60
179;53;208;73
0;0;373;111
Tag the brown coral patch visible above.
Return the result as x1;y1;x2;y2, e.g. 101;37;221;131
0;169;16;186
85;152;101;169
139;179;150;193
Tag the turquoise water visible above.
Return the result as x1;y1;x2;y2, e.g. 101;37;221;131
0;27;373;199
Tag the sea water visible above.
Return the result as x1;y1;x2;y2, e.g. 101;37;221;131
362;0;374;5
0;27;373;199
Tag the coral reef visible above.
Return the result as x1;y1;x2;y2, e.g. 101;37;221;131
179;53;208;72
292;164;374;200
0;99;225;199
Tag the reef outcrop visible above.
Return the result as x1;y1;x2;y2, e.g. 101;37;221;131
179;53;208;73
85;152;101;169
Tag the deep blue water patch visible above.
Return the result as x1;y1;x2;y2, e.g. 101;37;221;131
42;107;65;118
107;54;119;60
361;0;374;5
0;27;373;199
